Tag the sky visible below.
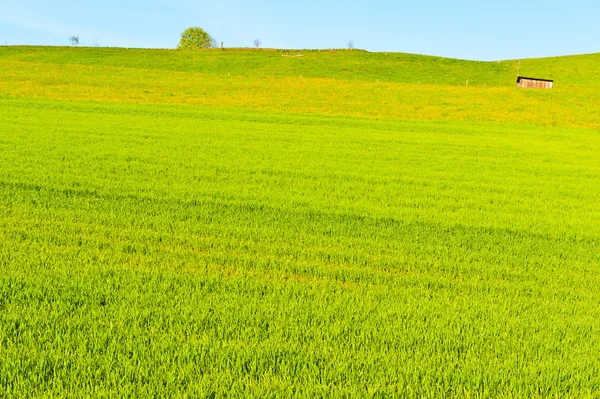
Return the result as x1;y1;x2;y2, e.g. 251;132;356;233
0;0;598;60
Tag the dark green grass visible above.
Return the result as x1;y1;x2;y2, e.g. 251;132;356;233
0;46;525;87
1;98;600;397
2;46;599;88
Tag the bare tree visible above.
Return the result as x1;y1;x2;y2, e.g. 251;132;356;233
93;37;100;47
69;36;80;47
253;38;261;48
347;41;354;50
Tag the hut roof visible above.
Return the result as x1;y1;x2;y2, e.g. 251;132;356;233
516;76;554;83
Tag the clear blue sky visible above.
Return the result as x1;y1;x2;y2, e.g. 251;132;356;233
1;0;598;60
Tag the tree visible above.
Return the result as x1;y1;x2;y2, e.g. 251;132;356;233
178;27;216;50
347;41;354;50
253;38;261;48
69;36;79;47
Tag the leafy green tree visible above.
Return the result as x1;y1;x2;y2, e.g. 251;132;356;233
178;27;216;50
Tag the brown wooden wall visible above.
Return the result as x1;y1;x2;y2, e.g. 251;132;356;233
517;79;553;89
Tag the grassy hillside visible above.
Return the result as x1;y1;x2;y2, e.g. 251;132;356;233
0;47;516;86
2;47;600;128
2;46;599;87
1;47;600;397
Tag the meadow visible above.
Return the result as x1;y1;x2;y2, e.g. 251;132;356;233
1;47;600;397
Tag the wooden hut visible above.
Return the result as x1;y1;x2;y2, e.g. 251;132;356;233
517;76;553;89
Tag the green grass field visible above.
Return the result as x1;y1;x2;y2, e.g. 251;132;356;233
1;47;600;397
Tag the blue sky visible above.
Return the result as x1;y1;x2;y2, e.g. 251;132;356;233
1;0;598;60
